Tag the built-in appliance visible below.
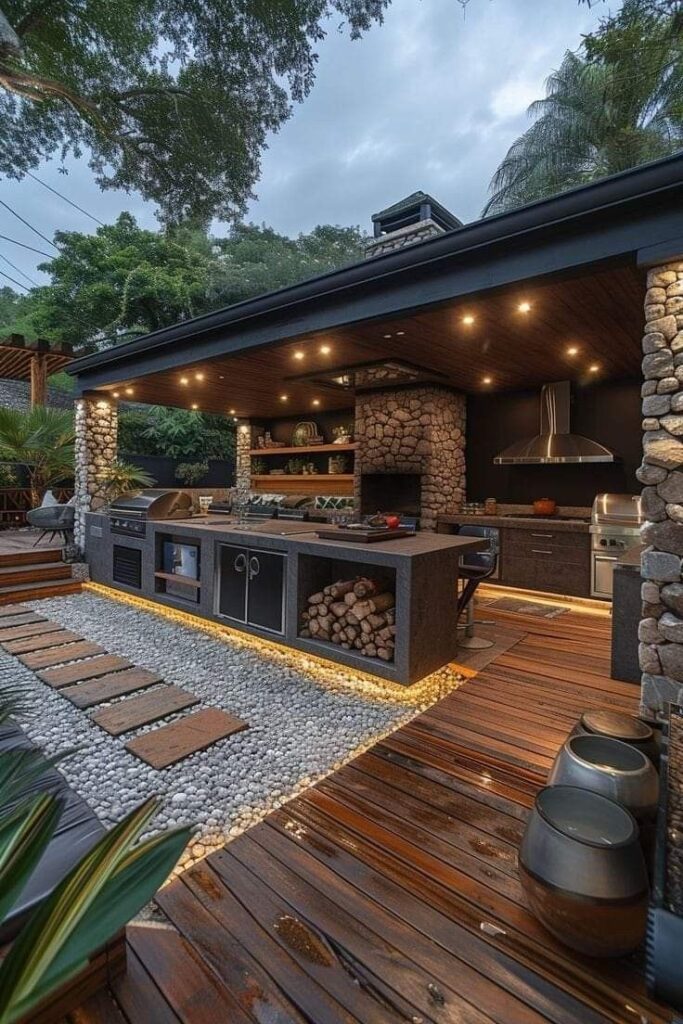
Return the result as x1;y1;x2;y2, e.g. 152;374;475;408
590;493;642;599
108;489;192;537
162;540;200;602
112;545;142;589
494;381;616;465
217;544;287;635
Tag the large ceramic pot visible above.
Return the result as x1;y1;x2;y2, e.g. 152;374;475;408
548;734;659;822
519;786;649;956
570;710;659;768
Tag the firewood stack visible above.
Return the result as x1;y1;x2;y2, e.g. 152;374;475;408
300;577;396;661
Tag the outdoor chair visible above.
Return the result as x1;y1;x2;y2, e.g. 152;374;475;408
26;500;75;546
455;524;499;650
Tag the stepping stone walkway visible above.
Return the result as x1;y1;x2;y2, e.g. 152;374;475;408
0;603;248;768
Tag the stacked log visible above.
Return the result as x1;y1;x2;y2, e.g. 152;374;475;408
299;576;396;661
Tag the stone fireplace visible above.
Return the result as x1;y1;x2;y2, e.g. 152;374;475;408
354;385;466;531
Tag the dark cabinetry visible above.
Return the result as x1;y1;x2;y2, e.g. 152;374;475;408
217;544;286;635
500;528;590;597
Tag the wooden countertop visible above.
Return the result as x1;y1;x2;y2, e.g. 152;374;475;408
438;513;591;533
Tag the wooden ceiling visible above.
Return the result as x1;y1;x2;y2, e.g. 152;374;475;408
99;262;645;418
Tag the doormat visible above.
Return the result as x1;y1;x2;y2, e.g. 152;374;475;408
484;597;569;619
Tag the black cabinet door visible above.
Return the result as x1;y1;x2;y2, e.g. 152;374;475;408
246;550;286;634
218;544;248;622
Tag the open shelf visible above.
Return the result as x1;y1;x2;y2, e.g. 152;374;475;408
248;443;357;456
154;571;201;589
250;474;354;496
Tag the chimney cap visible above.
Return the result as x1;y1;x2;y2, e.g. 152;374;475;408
371;191;461;233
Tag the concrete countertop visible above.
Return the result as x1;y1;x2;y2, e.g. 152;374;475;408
437;513;591;533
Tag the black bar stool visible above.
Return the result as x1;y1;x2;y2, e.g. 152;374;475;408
456;525;499;650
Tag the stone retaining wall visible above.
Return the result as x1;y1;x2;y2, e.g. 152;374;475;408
638;261;683;717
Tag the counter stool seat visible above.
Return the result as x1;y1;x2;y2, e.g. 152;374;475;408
456;525;499;650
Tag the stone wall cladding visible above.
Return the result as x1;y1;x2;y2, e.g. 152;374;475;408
363;219;443;258
234;420;260;507
74;396;118;549
638;261;683;716
354;385;466;532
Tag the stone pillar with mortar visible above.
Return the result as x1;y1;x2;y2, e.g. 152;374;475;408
234;420;262;508
638;260;683;718
74;393;118;550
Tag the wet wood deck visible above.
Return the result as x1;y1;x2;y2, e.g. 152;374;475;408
72;604;673;1024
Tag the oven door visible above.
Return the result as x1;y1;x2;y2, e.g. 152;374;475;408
592;552;617;599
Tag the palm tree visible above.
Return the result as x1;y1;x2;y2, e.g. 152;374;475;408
0;408;75;506
484;1;683;216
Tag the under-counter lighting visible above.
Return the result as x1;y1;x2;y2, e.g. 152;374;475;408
462;314;475;326
293;350;305;360
517;301;532;313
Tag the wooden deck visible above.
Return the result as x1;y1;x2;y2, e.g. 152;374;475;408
70;603;673;1024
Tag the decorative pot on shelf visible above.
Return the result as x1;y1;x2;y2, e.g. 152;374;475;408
570;710;660;768
533;497;557;516
548;734;659;822
519;786;649;957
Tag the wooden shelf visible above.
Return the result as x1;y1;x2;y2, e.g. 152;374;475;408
248;443;357;456
154;571;201;589
250;474;354;496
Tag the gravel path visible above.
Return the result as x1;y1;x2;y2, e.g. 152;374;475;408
0;591;463;866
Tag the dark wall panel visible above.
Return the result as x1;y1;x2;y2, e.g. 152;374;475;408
466;380;641;506
260;408;355;446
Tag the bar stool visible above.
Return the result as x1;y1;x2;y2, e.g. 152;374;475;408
456;525;499;650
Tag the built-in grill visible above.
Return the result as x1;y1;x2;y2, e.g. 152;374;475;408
589;493;643;599
108;489;193;538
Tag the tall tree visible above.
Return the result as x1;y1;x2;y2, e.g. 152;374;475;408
484;0;683;215
0;1;388;224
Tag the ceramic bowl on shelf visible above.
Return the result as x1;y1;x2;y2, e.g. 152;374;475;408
570;710;659;768
548;734;659;822
519;786;649;957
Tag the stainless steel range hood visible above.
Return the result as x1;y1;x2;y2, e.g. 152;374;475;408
493;381;615;465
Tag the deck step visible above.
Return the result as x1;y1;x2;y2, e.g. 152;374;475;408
38;654;134;689
2;629;83;655
0;604;33;619
19;641;107;670
0;563;71;587
93;686;200;736
0;620;62;643
61;669;164;709
0;580;81;605
126;708;248;769
0;548;62;569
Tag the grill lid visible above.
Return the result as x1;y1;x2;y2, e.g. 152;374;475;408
591;492;643;527
108;489;192;519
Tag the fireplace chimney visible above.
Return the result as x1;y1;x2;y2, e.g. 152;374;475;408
364;191;461;259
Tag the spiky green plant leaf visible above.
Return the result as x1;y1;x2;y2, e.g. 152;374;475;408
0;748;71;809
0;794;62;923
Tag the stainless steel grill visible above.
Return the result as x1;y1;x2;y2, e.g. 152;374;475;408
589;493;642;599
108;489;192;537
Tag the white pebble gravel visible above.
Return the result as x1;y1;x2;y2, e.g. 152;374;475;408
0;592;463;868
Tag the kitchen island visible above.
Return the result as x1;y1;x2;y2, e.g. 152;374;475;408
84;513;485;685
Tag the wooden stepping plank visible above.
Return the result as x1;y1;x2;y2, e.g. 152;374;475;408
2;630;83;655
126;708;248;769
0;620;62;642
93;685;200;736
0;612;46;628
19;641;106;670
38;654;133;689
0;604;34;619
61;668;164;709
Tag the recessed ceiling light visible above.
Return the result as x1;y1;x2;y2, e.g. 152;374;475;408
229;408;236;415
482;376;492;385
312;399;320;406
219;375;224;380
462;314;475;325
567;346;579;356
396;330;405;336
383;333;392;339
180;376;189;385
518;301;532;313
293;350;305;360
125;387;133;395
280;394;288;401
589;364;600;373
319;344;331;355
195;372;204;381
112;391;120;398
233;416;238;422
191;403;199;410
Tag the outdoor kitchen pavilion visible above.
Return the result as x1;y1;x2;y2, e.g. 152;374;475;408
67;155;683;706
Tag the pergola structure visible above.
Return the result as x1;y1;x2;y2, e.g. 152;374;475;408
0;334;74;406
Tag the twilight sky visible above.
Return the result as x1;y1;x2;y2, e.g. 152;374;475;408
0;0;614;287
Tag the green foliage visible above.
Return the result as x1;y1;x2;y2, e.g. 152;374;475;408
0;1;388;225
0;463;17;488
119;406;235;461
174;461;209;486
100;460;156;499
484;0;683;215
0;407;74;502
7;216;366;350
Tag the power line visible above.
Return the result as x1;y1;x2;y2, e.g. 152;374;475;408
0;199;60;252
0;251;39;288
26;171;106;227
0;268;31;292
0;234;53;258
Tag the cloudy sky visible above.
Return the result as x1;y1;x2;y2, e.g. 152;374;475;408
0;0;614;288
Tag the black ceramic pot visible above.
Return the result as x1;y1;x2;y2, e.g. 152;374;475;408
548;734;659;822
519;786;649;957
571;710;659;768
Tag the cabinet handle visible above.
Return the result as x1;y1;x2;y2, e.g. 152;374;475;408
531;549;553;555
249;556;260;579
234;553;247;573
531;533;553;538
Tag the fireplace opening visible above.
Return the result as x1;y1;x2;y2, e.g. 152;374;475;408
360;473;421;517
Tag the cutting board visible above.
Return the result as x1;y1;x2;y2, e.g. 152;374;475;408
315;526;415;543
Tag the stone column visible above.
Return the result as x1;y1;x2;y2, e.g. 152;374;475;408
74;394;118;550
638;261;683;717
234;420;262;507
